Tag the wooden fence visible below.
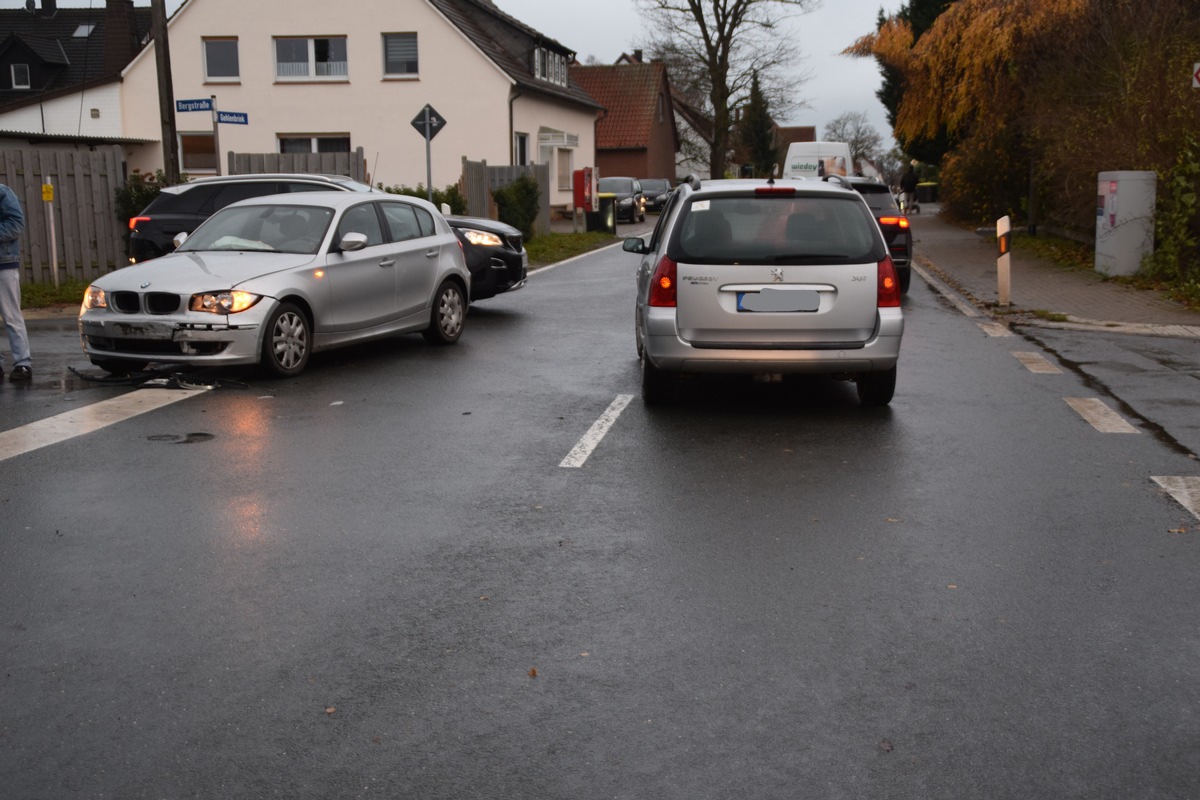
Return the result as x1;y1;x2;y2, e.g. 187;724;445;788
460;158;550;236
1;146;127;284
227;147;368;182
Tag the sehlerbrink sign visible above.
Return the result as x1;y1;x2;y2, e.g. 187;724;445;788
217;111;249;125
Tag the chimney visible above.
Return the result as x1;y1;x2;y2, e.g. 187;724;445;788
633;49;643;63
104;0;139;75
41;0;57;15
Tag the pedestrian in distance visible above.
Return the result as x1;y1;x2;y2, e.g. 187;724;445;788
0;182;32;382
899;165;919;214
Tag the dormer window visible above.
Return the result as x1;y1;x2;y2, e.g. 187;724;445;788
11;64;30;90
73;24;96;38
533;46;567;87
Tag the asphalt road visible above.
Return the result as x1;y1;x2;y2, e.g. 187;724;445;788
1;241;1198;798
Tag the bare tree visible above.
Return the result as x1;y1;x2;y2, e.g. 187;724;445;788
636;0;819;179
823;111;884;166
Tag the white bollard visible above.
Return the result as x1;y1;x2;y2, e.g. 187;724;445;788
997;215;1011;307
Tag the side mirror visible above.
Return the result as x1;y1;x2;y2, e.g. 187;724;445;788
623;237;649;255
172;231;189;248
338;232;369;252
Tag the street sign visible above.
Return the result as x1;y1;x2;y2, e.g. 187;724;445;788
217;110;249;125
176;98;213;112
411;104;447;141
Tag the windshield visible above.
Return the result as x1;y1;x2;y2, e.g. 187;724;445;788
669;194;884;265
598;178;634;193
177;204;335;255
853;184;900;212
642;180;671;194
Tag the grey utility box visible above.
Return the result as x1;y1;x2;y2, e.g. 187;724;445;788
1095;170;1156;276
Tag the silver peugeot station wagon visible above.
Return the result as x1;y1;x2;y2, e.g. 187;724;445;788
622;175;904;406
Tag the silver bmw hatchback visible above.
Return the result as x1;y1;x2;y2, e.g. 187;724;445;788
80;192;471;377
623;176;904;405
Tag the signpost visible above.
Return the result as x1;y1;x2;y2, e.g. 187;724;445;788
411;104;447;201
1193;62;1200;89
176;96;248;175
997;215;1011;307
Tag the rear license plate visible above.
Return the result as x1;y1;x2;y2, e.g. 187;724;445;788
738;288;819;313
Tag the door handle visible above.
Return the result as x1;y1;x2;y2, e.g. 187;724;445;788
425;249;439;258
378;259;395;267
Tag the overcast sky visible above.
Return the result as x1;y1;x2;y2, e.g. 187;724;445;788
33;0;904;147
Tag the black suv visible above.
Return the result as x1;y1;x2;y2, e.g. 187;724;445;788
127;174;374;263
843;176;913;294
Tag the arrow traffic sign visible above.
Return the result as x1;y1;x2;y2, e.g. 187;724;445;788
411;104;447;141
1193;62;1200;89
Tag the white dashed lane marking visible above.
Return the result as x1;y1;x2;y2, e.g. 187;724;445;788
978;321;1014;337
1013;351;1063;374
1064;397;1139;434
0;389;204;463
1152;476;1200;521
560;394;633;468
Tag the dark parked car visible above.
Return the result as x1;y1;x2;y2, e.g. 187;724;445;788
597;176;645;223
843;176;913;294
446;215;527;301
640;178;673;213
127;173;374;263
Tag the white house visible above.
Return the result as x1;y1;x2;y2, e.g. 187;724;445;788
3;0;602;211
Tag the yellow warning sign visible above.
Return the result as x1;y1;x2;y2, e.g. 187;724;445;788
42;184;54;202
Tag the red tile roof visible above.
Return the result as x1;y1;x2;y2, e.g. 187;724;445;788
572;62;669;150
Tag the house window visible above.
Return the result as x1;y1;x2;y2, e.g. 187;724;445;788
532;47;567;87
73;24;96;38
383;33;418;77
556;148;573;191
204;38;239;81
11;64;30;90
275;37;348;80
180;132;217;172
278;135;351;153
514;133;529;166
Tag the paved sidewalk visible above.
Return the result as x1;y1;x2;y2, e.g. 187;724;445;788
910;205;1200;338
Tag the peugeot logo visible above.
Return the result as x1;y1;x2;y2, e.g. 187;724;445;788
770;268;784;283
140;281;152;289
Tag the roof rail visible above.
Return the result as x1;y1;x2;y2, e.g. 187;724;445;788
682;174;702;191
821;174;852;190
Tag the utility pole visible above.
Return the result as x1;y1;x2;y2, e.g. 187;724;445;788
151;0;180;184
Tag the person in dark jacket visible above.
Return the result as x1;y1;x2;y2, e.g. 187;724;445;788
899;166;918;213
0;182;32;382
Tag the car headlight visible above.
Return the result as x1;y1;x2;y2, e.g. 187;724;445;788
82;285;107;310
618;197;633;206
189;290;261;314
460;228;503;247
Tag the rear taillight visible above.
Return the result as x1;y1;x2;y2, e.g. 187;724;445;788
129;216;150;231
878;216;910;228
648;255;677;307
878;256;901;307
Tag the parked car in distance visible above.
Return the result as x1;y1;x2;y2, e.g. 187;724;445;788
598;176;646;223
127;173;374;263
445;215;527;301
640;178;673;213
623;175;904;406
83;193;471;378
843;175;913;294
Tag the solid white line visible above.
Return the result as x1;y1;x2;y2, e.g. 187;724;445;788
1152;476;1200;521
911;261;979;317
1013;351;1062;373
0;388;204;462
560;394;634;468
1064;397;1139;434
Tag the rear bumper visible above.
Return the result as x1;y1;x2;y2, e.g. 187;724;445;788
642;307;903;374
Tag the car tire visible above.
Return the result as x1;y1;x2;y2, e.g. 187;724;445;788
91;358;147;375
857;366;897;407
641;352;671;405
422;279;466;345
260;301;311;378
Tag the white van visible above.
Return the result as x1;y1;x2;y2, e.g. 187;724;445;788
782;141;854;180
